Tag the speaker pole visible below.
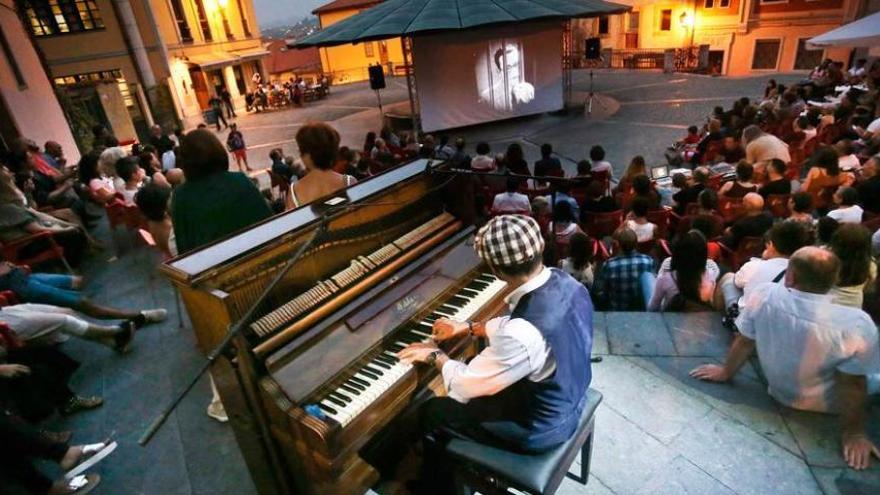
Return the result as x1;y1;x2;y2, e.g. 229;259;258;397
375;88;384;121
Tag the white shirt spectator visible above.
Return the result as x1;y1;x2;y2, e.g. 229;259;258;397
827;204;863;224
624;219;656;243
802;128;817;142
471;154;495;171
838;154;861;171
591;160;613;177
492;191;530;213
734;257;789;305
560;259;594;287
736;282;880;412
441;267;556;403
659;257;720;281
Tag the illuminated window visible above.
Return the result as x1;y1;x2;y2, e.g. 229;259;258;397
195;0;212;41
660;9;672;31
704;0;714;7
598;16;609;35
752;39;781;70
719;0;730;7
20;0;104;37
364;42;374;57
235;0;251;37
168;0;192;42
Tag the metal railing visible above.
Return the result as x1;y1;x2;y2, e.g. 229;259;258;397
572;46;703;72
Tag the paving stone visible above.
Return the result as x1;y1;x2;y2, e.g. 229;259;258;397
669;410;821;495
662;312;732;357
592;356;712;444
605;312;676;356
811;466;880;495
556;474;616;495
592;312;609;355
635;455;736;495
780;406;880;470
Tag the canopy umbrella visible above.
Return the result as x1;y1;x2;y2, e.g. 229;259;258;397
807;11;880;48
294;0;631;48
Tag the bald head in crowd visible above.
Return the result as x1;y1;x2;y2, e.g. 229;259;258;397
743;192;764;214
613;227;638;253
786;246;840;294
742;125;764;144
693;166;710;184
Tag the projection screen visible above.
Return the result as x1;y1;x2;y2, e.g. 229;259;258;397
412;21;564;132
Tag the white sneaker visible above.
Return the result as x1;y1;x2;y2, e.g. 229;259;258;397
207;402;229;423
140;309;168;323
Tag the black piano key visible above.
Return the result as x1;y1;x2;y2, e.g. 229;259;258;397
341;383;362;395
371;359;392;370
459;288;480;297
319;403;339;415
449;296;470;307
439;304;459;313
325;395;346;407
387;343;404;352
397;334;420;344
375;354;397;365
467;281;489;291
359;368;380;380
475;274;495;283
329;391;352;403
349;376;370;388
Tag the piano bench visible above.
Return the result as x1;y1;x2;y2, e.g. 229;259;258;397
444;389;603;495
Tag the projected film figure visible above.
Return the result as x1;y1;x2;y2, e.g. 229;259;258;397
476;40;535;111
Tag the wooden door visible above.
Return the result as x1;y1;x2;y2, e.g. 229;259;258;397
189;67;211;110
625;33;639;49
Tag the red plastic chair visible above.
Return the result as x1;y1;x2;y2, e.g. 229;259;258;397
581;210;623;239
766;194;791;218
717;196;746;224
0;231;73;274
615;192;634;211
719;236;764;271
646;208;671;239
590;170;611;196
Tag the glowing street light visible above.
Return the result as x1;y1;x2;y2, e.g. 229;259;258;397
679;12;694;28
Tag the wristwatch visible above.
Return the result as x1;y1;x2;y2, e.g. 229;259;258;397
425;350;442;366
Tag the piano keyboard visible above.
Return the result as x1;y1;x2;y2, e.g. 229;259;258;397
250;213;457;338
312;273;507;426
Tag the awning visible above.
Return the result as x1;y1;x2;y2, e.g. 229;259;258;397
186;49;269;69
293;0;631;48
807;11;880;48
231;48;270;62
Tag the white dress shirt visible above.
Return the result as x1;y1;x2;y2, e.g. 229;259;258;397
492;192;531;213
827;205;864;224
736;283;880;412
471;154;496;171
734;257;789;305
441;267;556;403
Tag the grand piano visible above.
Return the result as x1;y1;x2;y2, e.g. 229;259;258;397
160;159;512;494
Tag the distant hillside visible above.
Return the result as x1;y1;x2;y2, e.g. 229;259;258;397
261;16;319;41
254;0;324;29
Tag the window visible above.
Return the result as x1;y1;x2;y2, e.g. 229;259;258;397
235;0;251;37
233;65;246;94
194;0;212;41
221;11;234;39
168;0;192;42
704;0;714;7
628;12;639;30
719;0;730;7
364;42;374;57
751;39;781;70
794;39;823;70
0;27;25;87
21;0;104;37
660;9;672;31
598;16;609;35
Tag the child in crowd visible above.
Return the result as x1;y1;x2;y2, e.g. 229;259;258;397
226;123;252;172
114;156;145;206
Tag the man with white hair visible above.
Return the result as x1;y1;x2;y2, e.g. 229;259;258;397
399;215;594;494
743;124;791;174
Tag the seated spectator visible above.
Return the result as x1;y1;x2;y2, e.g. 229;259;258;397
856;157;880;214
491;177;530;213
595;228;654;310
135;183;175;257
363;131;377;155
559;232;595;287
137;151;171;189
289;123;357;208
827;187;863;224
616;155;647;194
631;175;660;209
673;166;709;215
847;58;868;81
716;220;812;312
434;135;454;160
719;161;758;198
580;180;617;220
759;159;792;198
743;125;791;174
693;119;723;164
548;201;583;245
574;159;592;181
419;135;436;159
787;191;815;224
0;261;166;328
270;148;295;183
829;224;876;308
97;146;126;192
802;147;850;213
470;142;494;171
678;125;701;146
449;138;471;170
836;140;861;172
8;139;82;216
0;413;115;494
720;193;773;249
817;216;840;247
659;173;688;208
546;181;579;219
371;138;395;167
534;143;563;183
649;230;717;311
794;115;817;142
42;140;66;170
502;143;530;176
590;145;613;178
690;215;724;260
114;156;145;205
624;197;657;243
692;246;880;470
718;134;745;164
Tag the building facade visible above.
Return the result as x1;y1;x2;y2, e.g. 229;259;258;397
14;0;266;151
313;0;405;84
265;39;322;84
576;0;863;75
0;0;79;161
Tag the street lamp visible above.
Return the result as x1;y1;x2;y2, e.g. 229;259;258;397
679;11;695;49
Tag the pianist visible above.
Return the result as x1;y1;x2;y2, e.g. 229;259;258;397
398;215;594;494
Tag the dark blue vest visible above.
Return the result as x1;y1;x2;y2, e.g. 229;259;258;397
510;268;593;451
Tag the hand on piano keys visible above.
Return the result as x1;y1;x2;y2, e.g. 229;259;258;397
431;318;469;341
396;341;441;364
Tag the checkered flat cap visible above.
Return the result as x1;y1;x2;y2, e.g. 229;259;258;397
475;215;545;268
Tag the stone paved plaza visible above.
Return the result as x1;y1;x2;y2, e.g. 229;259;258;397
38;71;880;494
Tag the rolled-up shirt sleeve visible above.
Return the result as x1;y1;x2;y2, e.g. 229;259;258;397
441;316;539;403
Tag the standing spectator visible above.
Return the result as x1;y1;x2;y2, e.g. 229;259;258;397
827;187;863;224
148;125;175;156
718;161;758;198
589;145;613;178
534;143;563;182
226;123;252;172
471;142;494;171
595;228;654;310
559;232;595;287
648;230;716;311
743;125;791;174
207;94;228;131
758;159;792;198
449;138;471;170
491;177;530;213
720;193;773;249
290;123;357;208
171;129;272;254
692;247;880;471
220;87;236;118
829;224;876;308
624;197;657;243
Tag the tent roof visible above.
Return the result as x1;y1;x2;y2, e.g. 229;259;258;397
313;0;382;15
807;11;880;48
293;0;631;48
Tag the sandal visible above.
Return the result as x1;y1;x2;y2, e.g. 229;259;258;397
65;439;117;480
50;474;101;495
